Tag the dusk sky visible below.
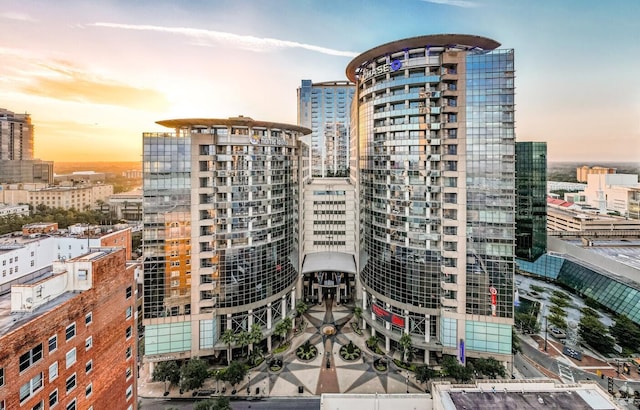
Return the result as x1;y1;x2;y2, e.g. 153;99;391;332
1;0;638;163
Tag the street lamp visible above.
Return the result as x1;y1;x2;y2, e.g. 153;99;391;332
544;315;548;352
406;371;409;393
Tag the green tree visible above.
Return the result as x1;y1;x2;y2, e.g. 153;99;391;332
235;330;251;358
473;357;506;378
441;356;473;383
399;333;413;363
180;358;209;391
415;365;439;383
295;300;309;325
221;329;236;363
610;315;640;352
353;306;362;322
193;396;231;410
152;360;180;385
578;314;614;354
512;328;521;354
248;323;263;353
274;317;292;343
220;360;247;388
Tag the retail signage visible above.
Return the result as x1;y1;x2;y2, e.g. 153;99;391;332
250;134;287;146
371;304;405;327
360;59;403;82
489;286;497;317
459;339;465;364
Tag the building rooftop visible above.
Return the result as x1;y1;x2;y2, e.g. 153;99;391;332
346;34;501;82
155;116;311;135
0;278;76;337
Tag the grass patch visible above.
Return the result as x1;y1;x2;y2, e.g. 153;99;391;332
272;341;290;354
530;285;546;293
393;359;416;372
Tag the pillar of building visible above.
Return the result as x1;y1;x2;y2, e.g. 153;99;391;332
385;335;390;352
290;287;295;311
248;309;254;327
404;310;409;334
424;350;430;365
281;296;287;318
362;289;367;330
267;302;272;329
425;314;430;343
385;303;391;331
227;313;232;330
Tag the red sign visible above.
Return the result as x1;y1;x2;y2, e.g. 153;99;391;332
371;304;405;328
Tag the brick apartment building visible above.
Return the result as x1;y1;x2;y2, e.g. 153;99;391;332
0;247;138;410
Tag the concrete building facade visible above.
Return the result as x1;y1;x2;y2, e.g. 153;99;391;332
142;117;310;362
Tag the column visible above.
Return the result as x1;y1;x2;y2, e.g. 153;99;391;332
266;302;273;352
362;289;367;330
281;296;287;318
385;335;390;352
385;303;391;331
227;313;232;330
404;310;409;334
248;309;254;327
290;288;296;311
425;314;430;343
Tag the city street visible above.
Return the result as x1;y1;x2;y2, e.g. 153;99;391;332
140;397;320;410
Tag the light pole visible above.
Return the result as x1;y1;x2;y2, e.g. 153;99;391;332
406;371;409;393
544;313;548;352
247;374;251;395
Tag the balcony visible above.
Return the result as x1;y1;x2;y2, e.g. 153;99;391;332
440;296;457;308
441;280;457;291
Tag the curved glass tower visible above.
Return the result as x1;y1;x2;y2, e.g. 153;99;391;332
143;117;310;360
347;34;515;364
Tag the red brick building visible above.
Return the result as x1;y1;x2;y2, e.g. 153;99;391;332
0;247;138;410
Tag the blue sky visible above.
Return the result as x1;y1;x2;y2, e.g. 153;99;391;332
0;0;638;162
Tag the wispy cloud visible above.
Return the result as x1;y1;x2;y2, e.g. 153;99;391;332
90;22;359;57
0;12;37;22
10;59;168;111
421;0;478;8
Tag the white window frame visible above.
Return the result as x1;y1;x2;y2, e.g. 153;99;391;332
85;382;92;397
49;361;58;382
66;348;77;368
65;373;76;393
48;335;57;353
85;312;92;325
126;384;133;400
85;359;93;374
48;389;58;408
65;323;76;341
85;336;93;351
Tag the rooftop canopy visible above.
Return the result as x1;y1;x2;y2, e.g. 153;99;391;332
302;252;357;274
346;34;501;82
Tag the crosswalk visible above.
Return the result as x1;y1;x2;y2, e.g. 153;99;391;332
557;362;575;383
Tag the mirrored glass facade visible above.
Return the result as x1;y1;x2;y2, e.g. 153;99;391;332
347;34;515;361
143;118;309;359
298;81;355;177
515;142;547;261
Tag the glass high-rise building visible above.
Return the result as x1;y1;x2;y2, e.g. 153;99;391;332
346;34;515;364
297;80;355;177
142;117;310;360
515;142;547;261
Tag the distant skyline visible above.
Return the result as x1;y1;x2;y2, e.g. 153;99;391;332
1;0;639;162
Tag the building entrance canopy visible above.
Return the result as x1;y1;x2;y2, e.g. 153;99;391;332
302;252;357;275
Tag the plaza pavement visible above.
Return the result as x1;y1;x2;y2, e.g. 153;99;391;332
138;299;426;400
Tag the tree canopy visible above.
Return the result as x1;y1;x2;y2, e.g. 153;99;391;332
152;360;180;385
610;315;640;353
180;358;209;391
193;397;231;410
578;314;614;354
220;360;247;387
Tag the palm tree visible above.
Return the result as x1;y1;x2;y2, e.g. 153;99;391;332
399;333;413;363
353;306;362;322
248;323;262;353
274;317;293;344
221;329;236;363
236;330;252;358
295;301;309;325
